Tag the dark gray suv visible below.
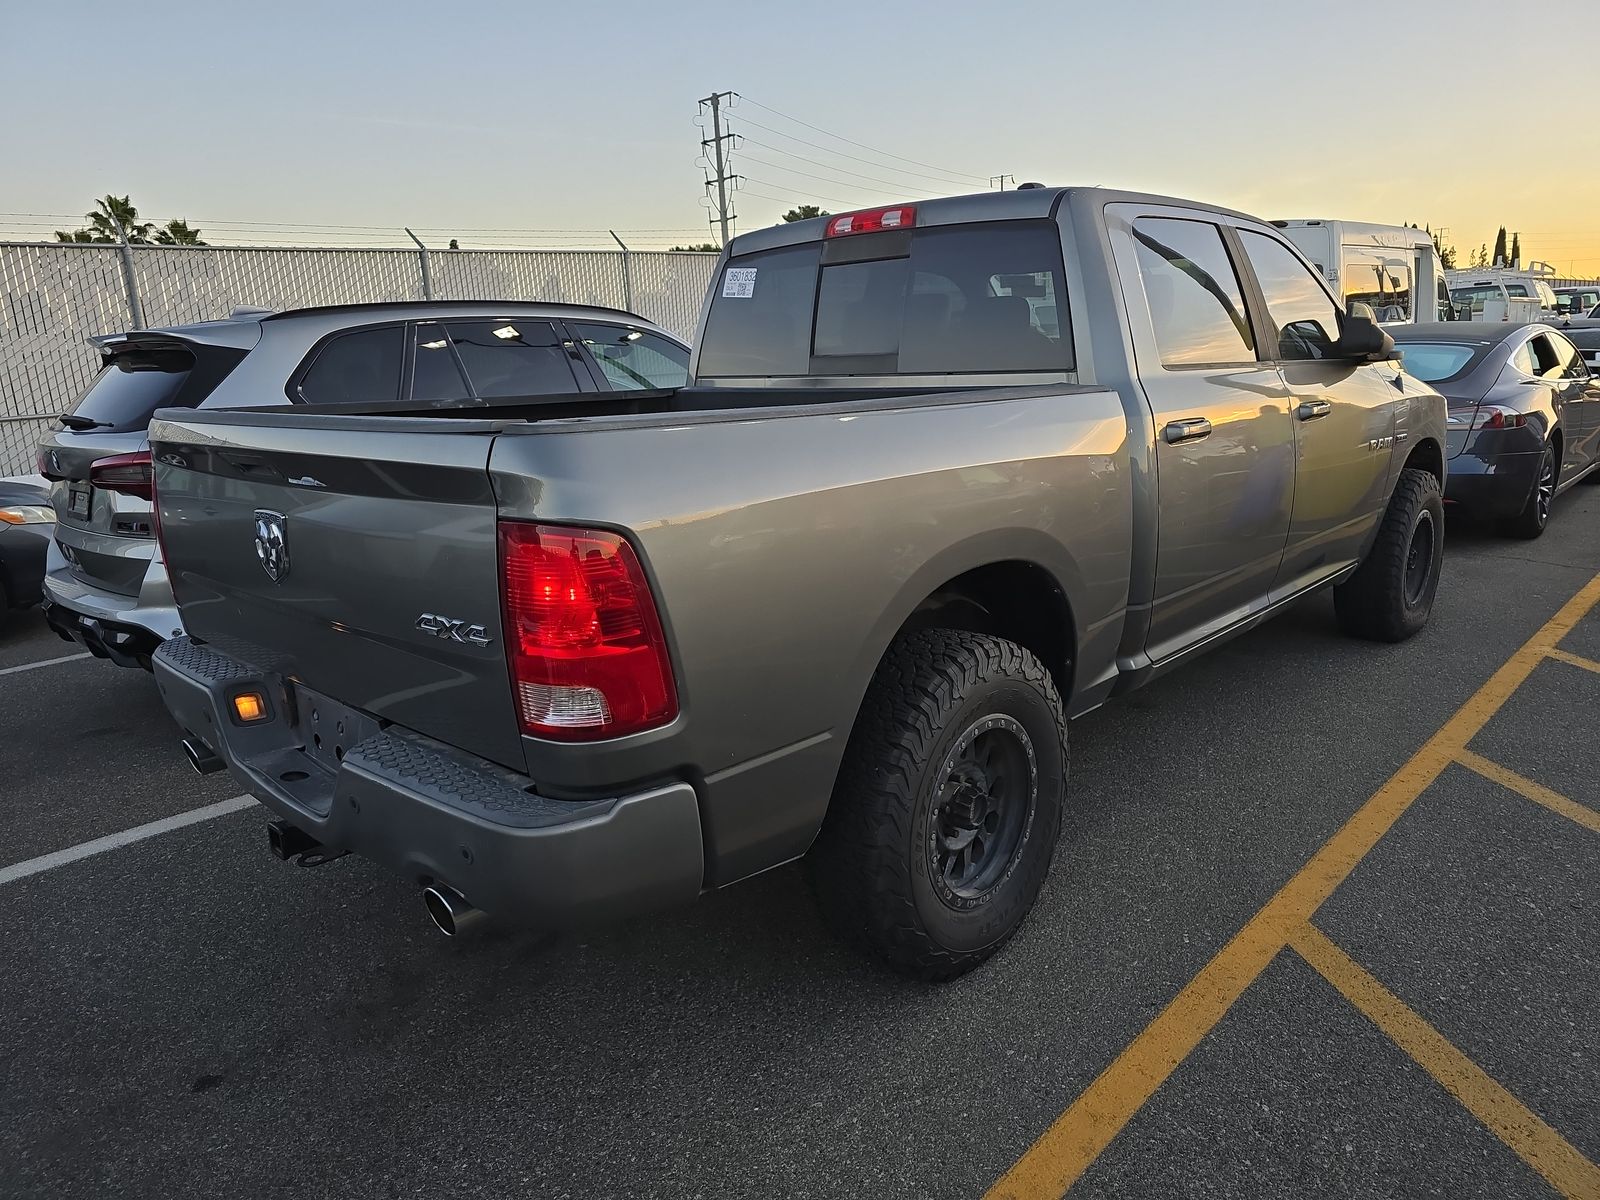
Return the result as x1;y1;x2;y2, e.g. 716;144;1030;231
38;302;691;667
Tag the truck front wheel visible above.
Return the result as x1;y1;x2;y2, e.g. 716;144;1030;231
807;629;1067;981
1333;467;1444;642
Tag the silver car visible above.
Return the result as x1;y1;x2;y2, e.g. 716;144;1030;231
38;302;691;667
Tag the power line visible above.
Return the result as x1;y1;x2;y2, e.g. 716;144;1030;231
738;176;866;208
728;113;982;190
734;138;944;197
733;95;991;184
737;155;938;200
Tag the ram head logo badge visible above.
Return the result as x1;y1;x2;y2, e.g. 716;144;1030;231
253;510;290;583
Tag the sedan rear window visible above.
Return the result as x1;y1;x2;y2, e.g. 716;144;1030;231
1394;342;1479;382
698;220;1071;378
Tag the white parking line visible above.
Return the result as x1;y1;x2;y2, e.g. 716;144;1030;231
0;651;91;677
0;795;258;887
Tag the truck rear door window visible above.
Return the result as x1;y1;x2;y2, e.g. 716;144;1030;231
698;221;1071;377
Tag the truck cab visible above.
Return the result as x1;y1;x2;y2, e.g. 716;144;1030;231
1446;262;1561;321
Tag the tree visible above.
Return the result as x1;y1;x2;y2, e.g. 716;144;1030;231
155;219;206;246
1470;243;1490;269
1437;240;1458;270
447;238;460;250
1492;226;1508;267
1509;231;1520;266
669;242;721;252
781;205;830;223
55;195;156;244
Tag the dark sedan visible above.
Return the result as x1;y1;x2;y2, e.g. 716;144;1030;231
1391;323;1600;538
1;479;55;630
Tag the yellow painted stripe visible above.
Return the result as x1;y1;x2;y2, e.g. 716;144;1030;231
1457;750;1600;836
1546;646;1600;677
985;570;1600;1200
1292;924;1600;1199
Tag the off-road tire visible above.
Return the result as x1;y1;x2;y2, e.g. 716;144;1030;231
1333;467;1444;643
1501;441;1558;539
806;629;1067;981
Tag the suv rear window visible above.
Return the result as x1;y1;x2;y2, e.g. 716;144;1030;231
698;220;1071;378
64;341;249;434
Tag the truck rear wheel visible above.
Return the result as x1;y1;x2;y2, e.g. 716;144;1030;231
807;629;1067;980
1333;467;1444;642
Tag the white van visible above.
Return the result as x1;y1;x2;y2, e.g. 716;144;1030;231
1275;220;1452;325
1445;262;1560;321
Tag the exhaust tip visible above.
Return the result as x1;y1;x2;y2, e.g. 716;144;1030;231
182;737;225;775
422;885;484;938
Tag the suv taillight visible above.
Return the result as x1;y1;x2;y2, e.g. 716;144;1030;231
499;521;677;741
89;451;154;500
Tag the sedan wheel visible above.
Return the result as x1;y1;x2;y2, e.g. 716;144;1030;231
1503;442;1558;540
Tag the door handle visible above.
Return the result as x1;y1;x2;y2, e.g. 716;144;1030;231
1297;400;1332;421
1163;417;1212;444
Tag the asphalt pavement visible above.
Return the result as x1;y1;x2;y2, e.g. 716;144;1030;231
2;487;1597;1199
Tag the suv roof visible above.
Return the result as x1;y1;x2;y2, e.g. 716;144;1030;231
88;300;674;352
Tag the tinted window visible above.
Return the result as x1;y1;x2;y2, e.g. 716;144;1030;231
1239;231;1341;360
1546;333;1586;379
698;221;1069;377
1394;342;1478;382
571;323;689;391
698;243;822;377
445;320;577;398
1131;218;1254;366
66;346;194;432
1510;340;1538;375
1342;255;1411;322
411;324;470;402
298;326;403;405
1506;283;1529;297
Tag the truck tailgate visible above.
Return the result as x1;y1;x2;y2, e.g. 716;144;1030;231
150;412;524;768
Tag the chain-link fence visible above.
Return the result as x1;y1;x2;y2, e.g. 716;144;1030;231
0;241;718;476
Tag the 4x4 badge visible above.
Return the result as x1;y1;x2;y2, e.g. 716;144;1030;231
254;510;290;583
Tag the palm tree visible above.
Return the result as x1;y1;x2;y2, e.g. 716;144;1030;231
54;195;156;244
155;219;206;246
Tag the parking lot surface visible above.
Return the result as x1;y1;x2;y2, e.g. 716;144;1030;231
4;490;1598;1199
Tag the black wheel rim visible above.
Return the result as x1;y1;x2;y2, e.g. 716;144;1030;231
1535;450;1555;525
929;714;1037;909
1404;508;1436;607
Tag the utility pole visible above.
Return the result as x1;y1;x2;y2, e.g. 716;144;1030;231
700;91;738;246
990;174;1015;190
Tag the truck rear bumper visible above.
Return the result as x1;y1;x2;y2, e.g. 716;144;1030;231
152;637;705;928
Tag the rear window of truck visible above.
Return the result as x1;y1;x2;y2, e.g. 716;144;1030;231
698;220;1071;378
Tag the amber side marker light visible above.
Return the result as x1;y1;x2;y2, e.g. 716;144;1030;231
231;691;268;723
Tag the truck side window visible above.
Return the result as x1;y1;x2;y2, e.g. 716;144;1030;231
1130;218;1254;366
296;326;404;405
443;320;578;398
1238;232;1341;361
570;323;689;391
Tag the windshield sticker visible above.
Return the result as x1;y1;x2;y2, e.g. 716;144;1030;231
722;267;757;299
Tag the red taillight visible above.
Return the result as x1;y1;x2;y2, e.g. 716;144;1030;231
824;205;918;238
1471;406;1527;431
89;451;154;500
499;521;677;741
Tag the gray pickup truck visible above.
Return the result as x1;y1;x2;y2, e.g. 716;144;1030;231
149;187;1447;979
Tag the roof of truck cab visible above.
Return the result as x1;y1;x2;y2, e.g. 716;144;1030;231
724;186;1267;256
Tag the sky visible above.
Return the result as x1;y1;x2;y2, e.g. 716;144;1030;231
4;0;1598;272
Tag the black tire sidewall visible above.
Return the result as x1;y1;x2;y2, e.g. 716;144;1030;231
1401;486;1445;627
905;675;1065;956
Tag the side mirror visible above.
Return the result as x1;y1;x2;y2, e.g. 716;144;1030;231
1334;312;1396;362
